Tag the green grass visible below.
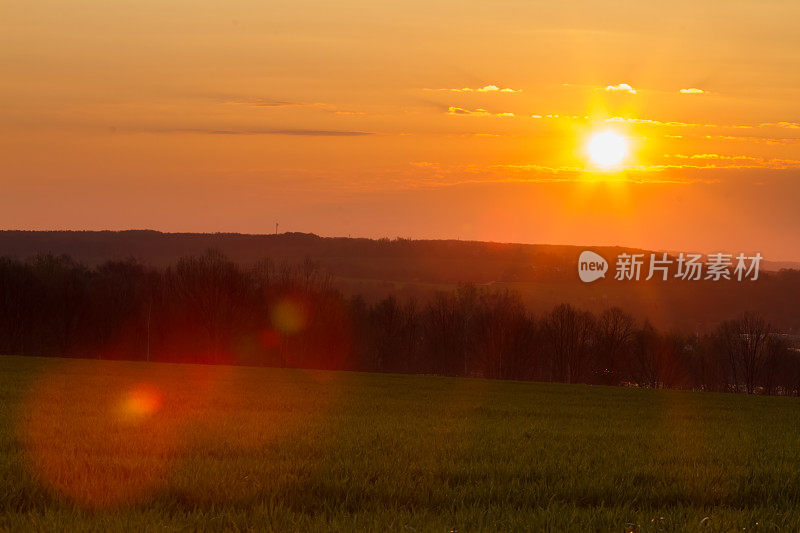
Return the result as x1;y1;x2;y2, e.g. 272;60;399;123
2;355;800;531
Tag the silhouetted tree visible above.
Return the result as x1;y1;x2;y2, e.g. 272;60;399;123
542;304;595;383
594;307;636;385
716;312;771;394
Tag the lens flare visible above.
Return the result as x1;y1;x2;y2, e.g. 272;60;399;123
21;364;179;508
271;297;307;335
119;384;163;421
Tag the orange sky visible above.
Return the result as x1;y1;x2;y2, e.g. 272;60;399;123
1;1;799;259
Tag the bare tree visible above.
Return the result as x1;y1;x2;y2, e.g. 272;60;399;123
762;335;792;395
631;321;660;388
542;304;595;383
594;307;636;384
716;312;771;394
165;250;252;362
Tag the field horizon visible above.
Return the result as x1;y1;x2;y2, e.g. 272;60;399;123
4;354;800;531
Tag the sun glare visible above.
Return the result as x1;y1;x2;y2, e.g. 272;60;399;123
587;131;628;168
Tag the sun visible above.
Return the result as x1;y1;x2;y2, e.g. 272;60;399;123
587;131;628;168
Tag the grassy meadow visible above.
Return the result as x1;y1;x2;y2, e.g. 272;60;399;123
2;355;800;531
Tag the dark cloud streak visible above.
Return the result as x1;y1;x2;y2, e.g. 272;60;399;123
208;129;373;136
138;127;373;136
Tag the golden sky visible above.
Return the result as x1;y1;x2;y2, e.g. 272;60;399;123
1;1;799;259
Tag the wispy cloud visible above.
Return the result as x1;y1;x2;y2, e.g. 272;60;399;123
428;85;521;93
222;97;365;115
605;83;637;94
605;116;763;129
520;114;800;140
761;121;800;129
606;117;800;134
147;128;373;136
693;134;800;146
396;156;800;190
242;100;303;107
447;107;514;117
605;116;708;127
662;154;800;169
223;98;320;108
404;162;723;186
679;88;706;94
667;153;758;161
208;129;372;136
448;107;489;116
531;114;588;120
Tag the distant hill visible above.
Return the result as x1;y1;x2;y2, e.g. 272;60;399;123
763;260;800;271
0;230;797;332
0;230;651;282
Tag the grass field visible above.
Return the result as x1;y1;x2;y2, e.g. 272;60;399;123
3;356;800;531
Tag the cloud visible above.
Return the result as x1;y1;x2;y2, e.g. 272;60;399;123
761;122;800;129
447;107;514;117
679;88;706;94
605;116;742;128
605;83;637;94
528;114;800;139
405;162;720;186
530;114;588;120
606;116;698;127
428;85;521;93
448;106;488;116
208;129;372;136
477;85;520;93
223;98;316;108
607;117;800;134
666;154;758;161
147;128;373;136
398;159;800;190
237;100;302;107
661;154;800;169
698;134;800;145
221;98;365;115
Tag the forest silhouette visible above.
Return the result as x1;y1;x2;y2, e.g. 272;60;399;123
1;249;798;395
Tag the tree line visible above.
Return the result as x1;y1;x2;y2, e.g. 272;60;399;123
0;251;797;395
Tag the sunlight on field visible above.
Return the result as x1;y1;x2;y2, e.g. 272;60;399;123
4;355;800;530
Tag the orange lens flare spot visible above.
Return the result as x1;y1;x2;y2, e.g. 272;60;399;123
119;384;163;420
21;365;178;509
270;298;307;335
